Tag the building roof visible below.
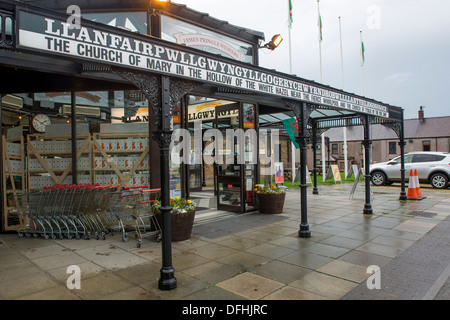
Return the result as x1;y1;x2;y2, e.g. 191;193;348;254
326;116;450;142
25;0;265;43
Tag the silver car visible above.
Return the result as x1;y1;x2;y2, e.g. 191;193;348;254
370;152;450;189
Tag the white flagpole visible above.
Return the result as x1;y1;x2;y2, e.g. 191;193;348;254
360;30;365;96
339;16;348;179
288;0;296;183
288;2;293;74
317;0;326;181
317;0;323;83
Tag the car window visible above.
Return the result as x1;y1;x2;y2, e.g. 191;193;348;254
413;154;441;162
404;155;413;164
392;155;412;164
435;155;445;161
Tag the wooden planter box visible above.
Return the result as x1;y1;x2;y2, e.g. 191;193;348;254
257;193;286;214
156;210;196;242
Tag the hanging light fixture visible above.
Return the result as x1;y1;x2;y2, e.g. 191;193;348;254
259;34;283;50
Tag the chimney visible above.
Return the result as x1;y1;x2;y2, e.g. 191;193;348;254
418;106;424;122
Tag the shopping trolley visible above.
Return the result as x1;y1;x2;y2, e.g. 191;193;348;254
17;185;69;240
135;188;162;247
107;185;161;247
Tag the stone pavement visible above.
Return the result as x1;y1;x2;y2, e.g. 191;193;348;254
0;183;449;300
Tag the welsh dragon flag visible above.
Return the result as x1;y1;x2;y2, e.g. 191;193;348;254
318;14;323;42
361;40;365;66
288;0;293;28
282;118;299;149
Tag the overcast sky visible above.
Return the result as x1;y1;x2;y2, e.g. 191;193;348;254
180;0;450;120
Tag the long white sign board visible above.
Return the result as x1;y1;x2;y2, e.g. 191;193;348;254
17;9;390;118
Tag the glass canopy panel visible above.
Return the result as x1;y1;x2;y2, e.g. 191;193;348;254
82;12;147;34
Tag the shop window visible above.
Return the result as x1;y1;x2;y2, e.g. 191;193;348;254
389;141;397;154
422;140;431;151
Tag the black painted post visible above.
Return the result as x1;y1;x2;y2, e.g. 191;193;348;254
298;102;311;238
157;76;177;291
399;109;407;200
311;120;319;195
363;114;373;214
0;95;4;231
71;92;77;185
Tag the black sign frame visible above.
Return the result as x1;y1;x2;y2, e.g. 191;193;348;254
13;3;397;118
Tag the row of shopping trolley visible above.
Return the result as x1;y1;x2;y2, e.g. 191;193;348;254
15;184;162;248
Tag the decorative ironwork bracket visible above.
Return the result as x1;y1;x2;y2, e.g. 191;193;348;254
112;69;201;129
112;69;161;127
381;120;403;139
285;100;315;145
285;100;314;125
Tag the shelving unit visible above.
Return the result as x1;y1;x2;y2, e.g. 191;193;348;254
2;135;26;231
27;133;92;189
92;133;150;188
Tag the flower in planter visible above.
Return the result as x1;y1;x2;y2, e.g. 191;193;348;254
254;184;287;195
152;197;196;214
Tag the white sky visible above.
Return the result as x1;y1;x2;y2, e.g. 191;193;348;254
178;0;450;120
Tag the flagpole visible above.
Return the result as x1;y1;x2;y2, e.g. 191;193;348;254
339;16;348;179
288;0;296;183
339;17;344;89
317;0;323;83
360;30;365;96
317;0;326;181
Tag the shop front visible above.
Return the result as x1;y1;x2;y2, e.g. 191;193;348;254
1;0;407;290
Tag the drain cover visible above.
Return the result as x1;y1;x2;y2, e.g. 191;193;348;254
408;211;437;218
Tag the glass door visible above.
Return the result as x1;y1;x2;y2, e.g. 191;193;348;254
243;103;257;211
214;103;243;213
187;120;202;192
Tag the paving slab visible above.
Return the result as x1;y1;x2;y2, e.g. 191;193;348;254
0;184;449;301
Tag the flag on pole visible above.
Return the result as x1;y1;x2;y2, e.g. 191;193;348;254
288;0;293;28
361;40;365;66
318;14;323;42
282;118;299;149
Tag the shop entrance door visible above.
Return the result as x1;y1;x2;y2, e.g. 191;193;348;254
214;103;242;212
213;103;257;213
186;120;202;193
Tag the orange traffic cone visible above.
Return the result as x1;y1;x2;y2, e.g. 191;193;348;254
414;169;423;198
406;169;418;199
407;169;425;200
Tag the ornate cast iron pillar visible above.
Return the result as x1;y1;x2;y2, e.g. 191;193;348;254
311;120;319;195
380;112;407;201
398;110;407;200
113;69;200;291
286;100;313;238
359;114;373;215
153;128;177;291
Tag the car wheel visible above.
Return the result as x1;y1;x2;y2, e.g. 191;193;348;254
430;173;449;189
371;171;386;186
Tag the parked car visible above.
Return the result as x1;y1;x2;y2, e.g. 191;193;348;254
370;152;450;189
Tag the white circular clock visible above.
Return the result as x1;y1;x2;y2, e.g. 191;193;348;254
32;114;51;132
